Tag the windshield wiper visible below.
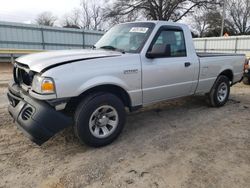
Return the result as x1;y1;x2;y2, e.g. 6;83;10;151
100;45;117;50
99;45;125;53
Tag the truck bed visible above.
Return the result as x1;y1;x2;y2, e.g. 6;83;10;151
195;52;245;94
197;52;245;58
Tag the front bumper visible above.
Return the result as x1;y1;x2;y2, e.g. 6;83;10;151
7;82;73;145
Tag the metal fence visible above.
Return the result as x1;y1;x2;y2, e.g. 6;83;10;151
0;21;104;50
193;36;250;55
1;21;250;56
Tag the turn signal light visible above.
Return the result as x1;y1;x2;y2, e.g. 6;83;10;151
41;79;54;93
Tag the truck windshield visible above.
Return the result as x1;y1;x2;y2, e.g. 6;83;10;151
95;22;155;53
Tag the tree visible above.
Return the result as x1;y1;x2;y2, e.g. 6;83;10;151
104;0;220;22
62;9;81;29
80;0;92;29
103;0;142;27
227;0;250;35
192;0;250;36
79;0;104;30
103;9;140;27
204;10;235;37
190;5;237;37
91;2;103;30
190;9;209;37
62;0;104;30
35;11;57;26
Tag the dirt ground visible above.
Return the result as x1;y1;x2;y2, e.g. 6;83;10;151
0;63;12;87
0;66;250;188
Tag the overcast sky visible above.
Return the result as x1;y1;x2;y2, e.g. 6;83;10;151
0;0;81;24
0;0;190;28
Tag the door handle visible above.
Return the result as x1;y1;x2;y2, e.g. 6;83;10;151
184;62;191;67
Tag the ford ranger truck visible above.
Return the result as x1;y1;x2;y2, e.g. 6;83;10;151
7;21;245;147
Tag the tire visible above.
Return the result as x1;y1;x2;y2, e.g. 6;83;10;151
208;75;230;107
74;92;126;147
242;76;250;85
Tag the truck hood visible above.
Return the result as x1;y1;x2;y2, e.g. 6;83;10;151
16;49;122;72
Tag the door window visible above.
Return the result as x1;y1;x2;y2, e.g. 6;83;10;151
150;30;187;57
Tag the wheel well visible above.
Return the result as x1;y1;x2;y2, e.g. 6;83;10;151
65;85;131;113
219;69;233;82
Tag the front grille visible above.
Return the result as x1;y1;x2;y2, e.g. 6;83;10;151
13;63;34;86
20;69;33;85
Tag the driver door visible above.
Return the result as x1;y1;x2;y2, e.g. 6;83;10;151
142;27;196;104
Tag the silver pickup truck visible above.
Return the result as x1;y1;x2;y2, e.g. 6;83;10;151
7;21;246;147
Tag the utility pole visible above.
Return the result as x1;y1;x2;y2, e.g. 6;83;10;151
220;0;226;36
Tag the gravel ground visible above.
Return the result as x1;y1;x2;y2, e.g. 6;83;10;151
0;70;249;187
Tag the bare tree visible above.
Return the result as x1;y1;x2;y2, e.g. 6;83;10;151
227;0;250;34
80;0;92;29
61;0;104;30
78;0;104;30
103;6;141;27
103;0;142;27
92;3;103;30
62;9;81;29
104;0;220;22
190;9;209;37
35;11;57;26
191;6;237;37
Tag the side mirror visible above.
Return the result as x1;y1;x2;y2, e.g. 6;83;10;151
146;44;171;58
146;51;158;58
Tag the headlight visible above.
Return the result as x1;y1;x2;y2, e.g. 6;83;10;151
32;75;55;94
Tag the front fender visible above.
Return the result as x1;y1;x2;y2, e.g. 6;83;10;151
76;75;130;96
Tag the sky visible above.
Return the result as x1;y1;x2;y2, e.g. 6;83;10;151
0;0;191;28
0;0;81;24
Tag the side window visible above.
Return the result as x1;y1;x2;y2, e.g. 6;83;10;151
150;29;187;57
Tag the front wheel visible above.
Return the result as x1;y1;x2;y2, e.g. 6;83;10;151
74;92;126;147
208;75;230;107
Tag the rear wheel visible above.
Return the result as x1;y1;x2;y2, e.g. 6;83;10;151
74;92;126;147
208;75;230;107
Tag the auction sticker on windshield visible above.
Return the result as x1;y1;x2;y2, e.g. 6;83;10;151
129;27;149;33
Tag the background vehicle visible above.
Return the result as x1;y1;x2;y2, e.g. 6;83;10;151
243;59;250;85
7;21;246;147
